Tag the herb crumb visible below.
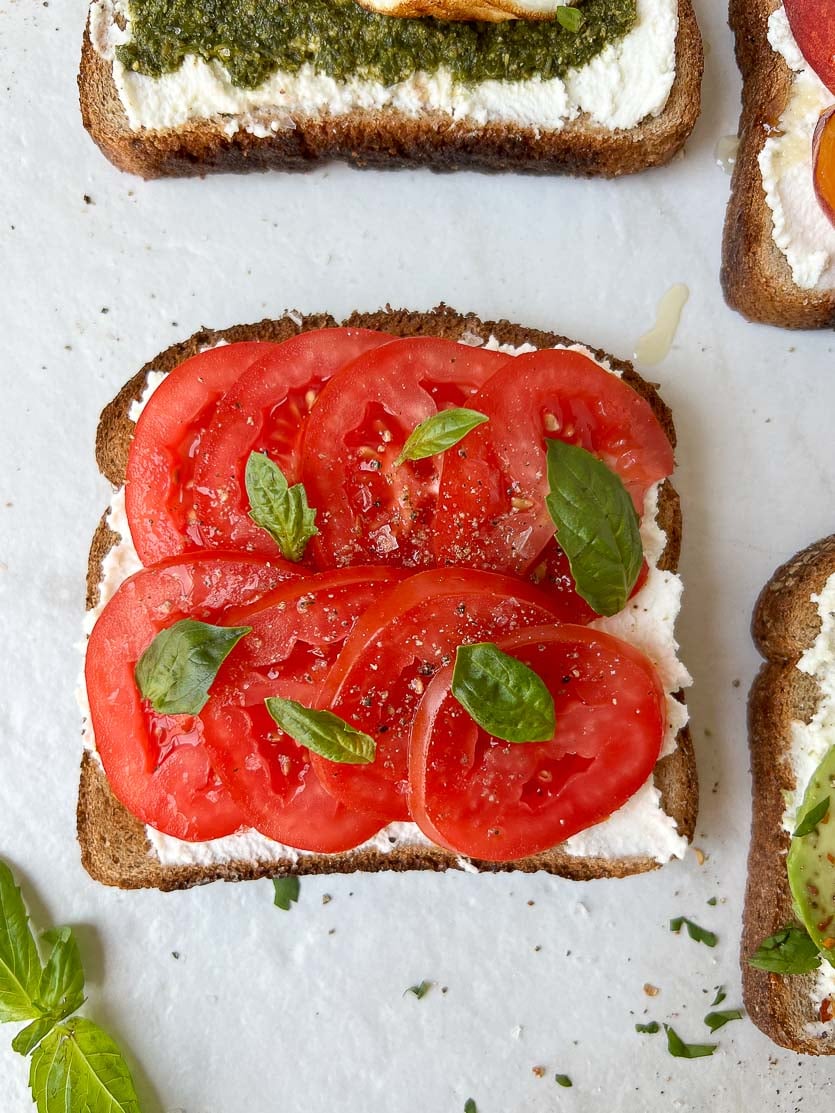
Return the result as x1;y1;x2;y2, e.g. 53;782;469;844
555;1074;573;1088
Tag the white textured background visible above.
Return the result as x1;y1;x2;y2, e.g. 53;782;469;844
1;0;834;1109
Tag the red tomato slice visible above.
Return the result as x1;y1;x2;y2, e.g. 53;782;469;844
526;539;649;623
126;342;278;565
200;567;407;851
785;0;835;96
409;624;666;861
431;348;674;577
85;553;302;840
191;329;393;557
301;338;510;569
312;569;567;820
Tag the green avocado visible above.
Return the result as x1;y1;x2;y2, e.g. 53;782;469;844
787;745;835;963
118;0;637;90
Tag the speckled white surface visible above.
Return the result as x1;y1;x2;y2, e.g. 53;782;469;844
2;1;835;1110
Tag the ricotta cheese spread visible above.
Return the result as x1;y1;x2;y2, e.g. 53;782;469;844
89;0;678;135
760;7;835;292
81;335;691;869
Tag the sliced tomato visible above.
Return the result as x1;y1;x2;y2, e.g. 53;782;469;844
312;569;567;820
526;539;649;622
200;567;407;851
191;329;393;557
126;342;278;565
409;625;666;861
85;553;302;840
301;338;510;569
431;348;674;577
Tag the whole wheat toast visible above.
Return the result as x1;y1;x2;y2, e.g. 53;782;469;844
79;305;697;891
744;536;835;1053
722;0;835;329
77;0;703;180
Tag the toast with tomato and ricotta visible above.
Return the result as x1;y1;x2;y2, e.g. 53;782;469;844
722;0;835;328
78;305;696;891
79;0;702;179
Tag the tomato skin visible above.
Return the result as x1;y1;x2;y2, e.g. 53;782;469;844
85;553;302;841
431;348;673;577
126;342;278;565
408;624;666;862
192;329;393;558
201;567;407;850
311;569;569;820
301;338;510;570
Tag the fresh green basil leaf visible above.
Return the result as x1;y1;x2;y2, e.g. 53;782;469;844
545;439;642;617
748;925;821;974
704;1009;743;1033
395;408;488;466
405;981;432;999
635;1021;660;1034
29;1018;141;1113
0;860;43;1023
36;928;85;1023
669;917;717;947
265;697;375;764
272;877;300;911
794;795;831;838
664;1025;717;1059
12;1016;58;1057
556;4;583;31
135;618;250;715
464;1101;477;1113
711;987;726;1007
245;451;318;562
451;643;555;744
555;1074;573;1088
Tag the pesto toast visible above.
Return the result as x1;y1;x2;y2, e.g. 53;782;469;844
79;306;696;891
79;0;702;179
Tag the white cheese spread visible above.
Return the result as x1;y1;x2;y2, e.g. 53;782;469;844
88;0;678;135
760;7;835;292
81;335;691;869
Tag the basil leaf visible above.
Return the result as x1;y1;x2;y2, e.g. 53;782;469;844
36;928;85;1023
451;643;555;744
464;1101;477;1113
0;860;43;1023
711;987;726;1007
704;1009;743;1033
748;925;821;974
395;408;488;466
405;981;431;999
664;1025;717;1059
794;795;831;837
265;697;376;764
555;1074;573;1088
28;1018;141;1113
12;1016;58;1057
556;5;583;31
669;917;717;948
135;619;250;715
635;1021;660;1034
245;452;318;562
545;440;642;617
272;877;300;911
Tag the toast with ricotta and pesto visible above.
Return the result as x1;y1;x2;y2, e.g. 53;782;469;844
78;305;696;891
722;0;835;328
745;536;835;1053
79;0;702;179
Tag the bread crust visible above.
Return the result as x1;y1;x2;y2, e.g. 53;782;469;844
77;0;702;180
78;305;697;890
744;536;835;1054
722;0;835;329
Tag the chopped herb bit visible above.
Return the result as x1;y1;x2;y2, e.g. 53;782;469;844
707;897;718;906
793;795;831;838
272;876;300;910
556;5;583;31
635;1021;660;1034
704;1009;743;1032
555;1074;573;1088
711;987;726;1007
464;1100;477;1113
405;981;432;999
669;917;717;947
748;925;821;974
664;1025;717;1059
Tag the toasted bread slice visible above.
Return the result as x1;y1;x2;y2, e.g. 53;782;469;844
79;305;696;890
744;536;835;1053
78;0;702;180
722;0;835;329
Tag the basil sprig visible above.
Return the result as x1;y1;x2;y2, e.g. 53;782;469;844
545;440;642;618
135;618;250;715
556;4;583;31
748;925;822;974
0;860;141;1110
265;697;376;764
793;795;830;838
451;643;555;743
395;408;488;466
245;451;318;562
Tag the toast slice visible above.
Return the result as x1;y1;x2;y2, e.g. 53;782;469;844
79;305;697;890
722;0;835;329
744;536;835;1053
78;0;702;180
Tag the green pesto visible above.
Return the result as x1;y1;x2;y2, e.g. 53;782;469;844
117;0;637;89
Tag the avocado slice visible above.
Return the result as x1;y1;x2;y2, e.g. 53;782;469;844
788;745;835;964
